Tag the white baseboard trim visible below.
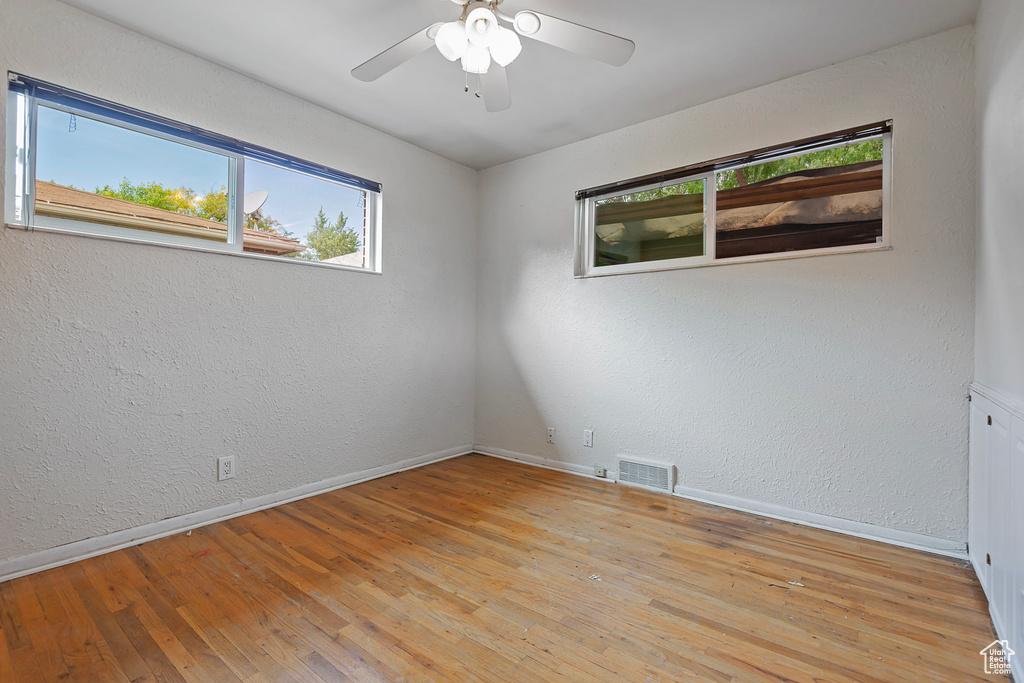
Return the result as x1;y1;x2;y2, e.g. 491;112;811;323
473;446;615;482
472;446;966;560
3;444;968;584
672;484;967;559
0;445;474;585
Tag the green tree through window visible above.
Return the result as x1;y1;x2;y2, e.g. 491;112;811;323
716;139;882;189
596;139;882;205
300;208;361;261
93;178;363;261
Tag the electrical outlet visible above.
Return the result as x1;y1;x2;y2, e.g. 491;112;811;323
547;427;556;444
594;466;607;478
217;455;236;481
583;429;594;448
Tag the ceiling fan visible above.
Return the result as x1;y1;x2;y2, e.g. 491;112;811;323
351;0;635;112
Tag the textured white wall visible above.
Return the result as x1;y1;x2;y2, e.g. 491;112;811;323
975;0;1024;406
476;28;976;542
0;0;477;563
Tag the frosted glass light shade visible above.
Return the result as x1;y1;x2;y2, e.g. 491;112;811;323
465;7;498;48
435;21;468;61
461;43;491;74
489;27;522;67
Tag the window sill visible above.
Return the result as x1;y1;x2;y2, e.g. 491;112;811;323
576;241;892;278
4;222;382;275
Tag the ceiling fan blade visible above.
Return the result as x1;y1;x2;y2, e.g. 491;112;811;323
352;23;442;82
515;11;634;66
480;65;511;112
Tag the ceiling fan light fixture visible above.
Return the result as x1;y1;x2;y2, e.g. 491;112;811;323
351;2;636;114
489;26;522;67
434;20;468;61
513;11;541;36
465;7;499;48
461;43;491;74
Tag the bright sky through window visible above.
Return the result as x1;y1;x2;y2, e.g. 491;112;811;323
35;106;229;198
244;159;364;247
34;106;365;248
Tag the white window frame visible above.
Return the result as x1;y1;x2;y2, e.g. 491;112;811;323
575;128;892;278
5;77;383;274
576;171;717;278
239;156;384;273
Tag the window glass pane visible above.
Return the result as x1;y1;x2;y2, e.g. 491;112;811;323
243;158;368;265
594;178;705;267
715;138;883;259
34;105;233;244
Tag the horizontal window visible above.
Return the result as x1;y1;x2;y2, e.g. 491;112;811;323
575;123;891;277
5;73;382;271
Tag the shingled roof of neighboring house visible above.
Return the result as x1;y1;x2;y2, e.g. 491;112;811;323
34;181;307;256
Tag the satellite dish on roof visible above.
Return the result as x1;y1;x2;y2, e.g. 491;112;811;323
243;190;269;215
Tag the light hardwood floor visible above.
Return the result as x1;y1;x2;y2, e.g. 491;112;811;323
0;454;1004;682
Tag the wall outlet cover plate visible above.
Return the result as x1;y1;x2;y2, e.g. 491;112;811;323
217;455;237;481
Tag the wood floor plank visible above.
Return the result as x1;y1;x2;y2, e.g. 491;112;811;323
0;579;30;652
64;563;157;683
49;569;127;682
13;575;70;681
301;650;352;682
0;617;19;682
32;570;101;681
7;638;47;683
113;607;188;683
175;603;259;681
0;454;1006;681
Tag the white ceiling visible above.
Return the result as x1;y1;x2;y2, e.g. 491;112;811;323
60;0;979;169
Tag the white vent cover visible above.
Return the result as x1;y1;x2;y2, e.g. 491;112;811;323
616;456;675;493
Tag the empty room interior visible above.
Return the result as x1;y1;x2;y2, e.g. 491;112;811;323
1;0;1023;680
